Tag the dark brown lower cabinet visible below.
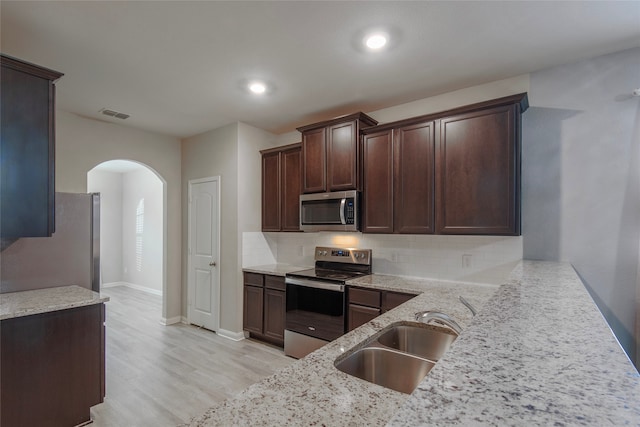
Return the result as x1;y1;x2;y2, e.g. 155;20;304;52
243;272;285;346
348;304;380;331
0;303;106;427
347;287;416;332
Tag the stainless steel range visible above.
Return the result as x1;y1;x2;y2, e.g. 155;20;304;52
284;246;372;358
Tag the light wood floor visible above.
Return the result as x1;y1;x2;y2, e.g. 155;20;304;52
91;285;294;427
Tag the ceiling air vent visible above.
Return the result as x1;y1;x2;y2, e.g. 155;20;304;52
100;108;130;120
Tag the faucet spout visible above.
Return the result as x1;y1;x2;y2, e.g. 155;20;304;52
415;311;463;335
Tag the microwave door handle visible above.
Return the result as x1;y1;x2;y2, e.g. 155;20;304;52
339;198;346;225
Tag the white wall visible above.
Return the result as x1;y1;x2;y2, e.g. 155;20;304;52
181;122;278;334
56;110;182;321
122;168;163;292
87;170;123;284
243;232;522;285
182;123;239;332
274;74;530;145
522;47;640;363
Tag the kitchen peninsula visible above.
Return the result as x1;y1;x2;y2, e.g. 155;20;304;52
185;261;640;426
0;285;109;426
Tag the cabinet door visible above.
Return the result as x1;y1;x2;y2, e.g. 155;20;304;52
263;288;285;345
302;127;326;193
1;63;57;238
437;105;519;235
348;304;380;331
327;120;358;191
243;285;264;335
381;291;415;313
1;305;103;427
362;130;394;233
262;151;281;231
281;146;301;231
394;121;435;234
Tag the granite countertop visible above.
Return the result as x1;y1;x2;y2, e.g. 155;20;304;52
186;261;640;426
242;264;310;277
0;285;109;320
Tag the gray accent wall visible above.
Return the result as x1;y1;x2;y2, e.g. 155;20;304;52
522;47;640;364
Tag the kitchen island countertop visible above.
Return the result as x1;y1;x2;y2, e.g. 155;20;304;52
0;285;109;320
185;261;640;426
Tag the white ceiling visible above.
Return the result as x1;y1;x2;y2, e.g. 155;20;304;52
2;1;639;138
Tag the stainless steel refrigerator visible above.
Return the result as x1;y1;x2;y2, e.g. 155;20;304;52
0;192;100;293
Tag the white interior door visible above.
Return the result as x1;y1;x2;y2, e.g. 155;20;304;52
188;177;220;331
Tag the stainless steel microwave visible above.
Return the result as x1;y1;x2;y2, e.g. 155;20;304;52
300;190;359;232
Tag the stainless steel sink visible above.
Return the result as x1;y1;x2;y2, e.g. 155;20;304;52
377;324;457;361
335;322;457;394
335;346;435;394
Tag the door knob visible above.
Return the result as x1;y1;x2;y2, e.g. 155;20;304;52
209;261;217;267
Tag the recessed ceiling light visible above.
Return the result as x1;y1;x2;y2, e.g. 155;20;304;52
365;33;388;50
248;81;267;94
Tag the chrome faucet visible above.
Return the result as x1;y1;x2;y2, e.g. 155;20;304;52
459;296;477;316
415;311;463;335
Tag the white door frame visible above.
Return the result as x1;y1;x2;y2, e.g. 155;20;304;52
187;176;221;330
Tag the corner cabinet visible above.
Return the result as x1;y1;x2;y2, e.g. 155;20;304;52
261;143;301;232
362;93;527;236
243;272;286;346
298;112;377;194
0;54;63;238
347;287;416;331
436;103;520;234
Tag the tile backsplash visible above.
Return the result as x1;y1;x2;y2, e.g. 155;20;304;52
243;232;523;285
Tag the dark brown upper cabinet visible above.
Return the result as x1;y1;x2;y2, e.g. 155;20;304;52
1;54;63;239
362;121;435;234
436;101;523;235
298;112;377;194
362;130;394;233
261;143;301;232
362;93;527;236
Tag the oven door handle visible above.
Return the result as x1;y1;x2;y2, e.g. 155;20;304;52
285;277;345;292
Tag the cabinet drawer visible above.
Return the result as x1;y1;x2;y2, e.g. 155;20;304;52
264;275;285;291
348;304;381;331
244;272;264;287
349;287;381;308
382;291;416;312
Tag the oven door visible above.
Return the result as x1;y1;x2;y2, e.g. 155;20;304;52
285;277;345;357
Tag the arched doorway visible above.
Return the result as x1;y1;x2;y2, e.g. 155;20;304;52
87;159;166;319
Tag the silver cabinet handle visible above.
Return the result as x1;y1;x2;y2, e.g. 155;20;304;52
209;261;217;267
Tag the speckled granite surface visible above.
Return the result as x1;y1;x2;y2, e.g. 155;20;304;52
0;285;109;320
184;261;640;426
242;264;310;277
387;261;640;426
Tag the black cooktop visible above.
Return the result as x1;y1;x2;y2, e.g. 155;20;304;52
287;267;366;282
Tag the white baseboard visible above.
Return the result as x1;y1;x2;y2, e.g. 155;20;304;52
102;281;162;296
217;328;246;341
180;316;189;324
160;316;182;325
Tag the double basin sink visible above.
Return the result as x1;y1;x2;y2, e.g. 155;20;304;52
334;322;457;394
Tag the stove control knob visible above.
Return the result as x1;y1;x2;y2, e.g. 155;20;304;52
317;250;322;256
322;251;328;256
